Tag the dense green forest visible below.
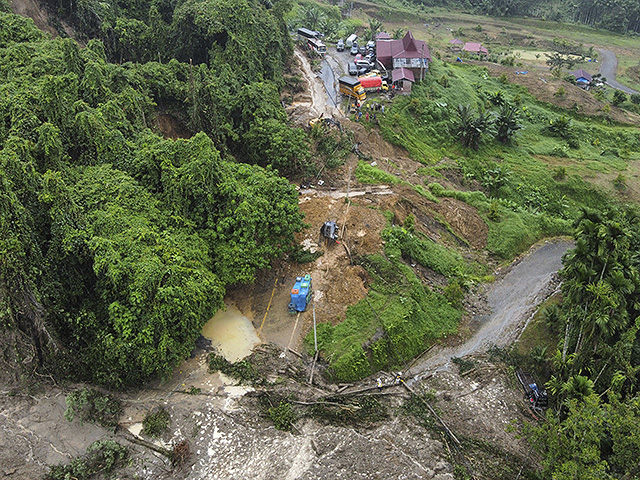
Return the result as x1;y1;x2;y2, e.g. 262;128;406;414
0;1;310;387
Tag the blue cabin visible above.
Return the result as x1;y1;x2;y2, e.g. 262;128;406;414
289;275;312;313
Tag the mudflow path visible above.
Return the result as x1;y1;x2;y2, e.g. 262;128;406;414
411;240;573;378
292;49;342;119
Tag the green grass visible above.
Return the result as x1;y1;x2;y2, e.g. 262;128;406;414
309;249;461;382
354;160;402;184
516;295;562;356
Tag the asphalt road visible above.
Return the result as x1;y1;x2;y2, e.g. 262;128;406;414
598;48;639;94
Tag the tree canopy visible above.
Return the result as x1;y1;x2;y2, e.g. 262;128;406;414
0;6;305;387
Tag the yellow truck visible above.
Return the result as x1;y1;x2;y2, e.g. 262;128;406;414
339;76;366;101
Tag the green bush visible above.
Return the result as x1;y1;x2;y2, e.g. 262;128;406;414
142;407;170;438
64;389;122;429
289;244;322;263
268;402;296;431
47;440;128;480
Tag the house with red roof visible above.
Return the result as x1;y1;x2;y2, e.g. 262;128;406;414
376;31;431;92
391;68;415;94
449;38;464;52
463;42;488;56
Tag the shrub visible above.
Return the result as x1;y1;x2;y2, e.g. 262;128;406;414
47;440;128;480
142;407;170;438
612;90;627;106
613;173;627;191
64;389;122;429
444;281;465;308
289;244;322;263
268;402;297;431
552;166;567;180
208;353;262;383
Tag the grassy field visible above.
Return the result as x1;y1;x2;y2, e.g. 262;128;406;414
341;0;640;90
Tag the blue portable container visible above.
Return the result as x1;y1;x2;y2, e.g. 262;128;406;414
288;275;313;313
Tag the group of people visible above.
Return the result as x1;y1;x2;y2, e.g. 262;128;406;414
376;371;404;391
352;101;386;123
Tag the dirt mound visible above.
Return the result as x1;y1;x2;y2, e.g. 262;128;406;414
484;63;640;125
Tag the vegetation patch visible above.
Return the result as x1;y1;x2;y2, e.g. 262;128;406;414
310;240;462;382
64;388;122;429
354;160;402;185
306;395;387;427
142;407;171;438
208;352;263;384
46;440;128;480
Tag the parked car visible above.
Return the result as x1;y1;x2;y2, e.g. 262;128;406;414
354;53;363;63
337;39;345;51
355;60;372;70
358;66;370;75
359;45;367;54
347;62;358;75
350;45;358;55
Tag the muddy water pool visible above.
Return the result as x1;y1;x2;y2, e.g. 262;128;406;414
201;304;261;362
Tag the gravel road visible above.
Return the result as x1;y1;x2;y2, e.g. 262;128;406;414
411;239;573;378
598;48;639;94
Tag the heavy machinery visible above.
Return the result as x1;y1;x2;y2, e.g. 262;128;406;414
516;369;548;411
309;116;342;131
320;221;340;244
288;275;313;313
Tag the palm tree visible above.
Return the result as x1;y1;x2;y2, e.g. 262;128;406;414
494;103;522;145
368;18;383;41
392;28;406;39
455;104;493;150
301;5;324;31
563;375;594;401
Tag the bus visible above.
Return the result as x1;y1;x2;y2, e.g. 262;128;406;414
297;27;318;40
307;37;326;55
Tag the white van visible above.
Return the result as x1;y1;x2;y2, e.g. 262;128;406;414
346;34;358;48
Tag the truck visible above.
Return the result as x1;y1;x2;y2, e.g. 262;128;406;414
358;75;389;92
346;34;358;48
288;274;313;313
338;76;366;101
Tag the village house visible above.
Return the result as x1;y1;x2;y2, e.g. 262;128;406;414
449;38;463;53
376;31;431;94
463;42;488;57
570;68;592;87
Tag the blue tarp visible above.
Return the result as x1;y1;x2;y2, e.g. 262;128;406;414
289;275;313;312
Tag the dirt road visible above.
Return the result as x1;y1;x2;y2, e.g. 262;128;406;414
410;239;572;378
598;48;639;94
